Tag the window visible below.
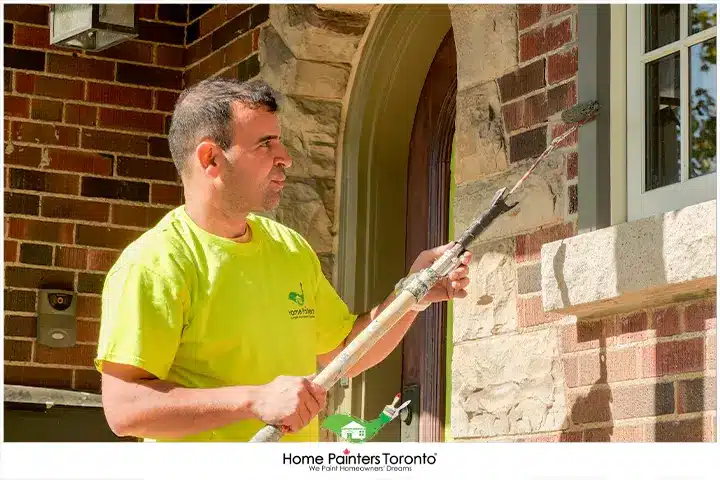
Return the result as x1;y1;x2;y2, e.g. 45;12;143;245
626;4;717;221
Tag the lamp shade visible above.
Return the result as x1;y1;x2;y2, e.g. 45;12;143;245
49;4;139;52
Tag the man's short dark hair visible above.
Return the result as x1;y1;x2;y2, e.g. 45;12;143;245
168;78;279;175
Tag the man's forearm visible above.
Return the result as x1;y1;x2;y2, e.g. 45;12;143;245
332;293;419;378
103;376;258;439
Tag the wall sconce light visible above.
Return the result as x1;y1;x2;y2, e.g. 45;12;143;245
49;4;139;52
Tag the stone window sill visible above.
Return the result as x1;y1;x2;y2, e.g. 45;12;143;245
4;384;102;408
540;200;716;318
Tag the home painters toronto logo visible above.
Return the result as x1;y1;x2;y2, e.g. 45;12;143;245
288;282;315;319
282;448;438;473
321;393;410;443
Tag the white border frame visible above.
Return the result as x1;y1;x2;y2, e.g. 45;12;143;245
626;4;717;222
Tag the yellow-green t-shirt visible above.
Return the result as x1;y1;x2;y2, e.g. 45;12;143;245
95;206;357;442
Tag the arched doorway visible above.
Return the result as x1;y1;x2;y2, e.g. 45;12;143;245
337;4;456;442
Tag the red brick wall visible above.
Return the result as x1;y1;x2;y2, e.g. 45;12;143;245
508;5;716;442
3;4;268;393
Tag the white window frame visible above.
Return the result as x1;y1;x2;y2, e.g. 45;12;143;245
626;4;717;222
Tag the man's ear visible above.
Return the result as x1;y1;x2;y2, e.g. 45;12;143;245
196;141;221;178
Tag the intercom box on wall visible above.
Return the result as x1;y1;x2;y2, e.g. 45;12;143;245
37;289;77;348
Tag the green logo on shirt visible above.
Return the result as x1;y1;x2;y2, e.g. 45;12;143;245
288;283;305;306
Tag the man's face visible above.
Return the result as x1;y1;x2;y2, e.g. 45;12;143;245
216;103;291;213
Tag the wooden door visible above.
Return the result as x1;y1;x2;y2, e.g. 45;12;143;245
401;29;457;442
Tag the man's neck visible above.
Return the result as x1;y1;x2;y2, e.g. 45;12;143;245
184;201;249;240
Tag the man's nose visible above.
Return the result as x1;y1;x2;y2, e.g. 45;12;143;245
274;143;292;168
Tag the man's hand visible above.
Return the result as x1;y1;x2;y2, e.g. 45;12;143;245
250;375;327;433
407;242;472;304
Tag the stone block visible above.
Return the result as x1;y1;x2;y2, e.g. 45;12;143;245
450;4;518;90
451;328;566;438
276;181;334;254
541;199;717;317
453;151;565;244
277;95;342;179
260;25;351;100
454;81;508;184
453;238;517;342
269;4;370;64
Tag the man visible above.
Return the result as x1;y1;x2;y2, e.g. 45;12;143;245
96;78;471;442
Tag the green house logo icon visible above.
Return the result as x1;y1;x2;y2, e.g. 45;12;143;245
322;394;410;443
288;282;305;306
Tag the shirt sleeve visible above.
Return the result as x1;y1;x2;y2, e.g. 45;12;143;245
311;251;358;356
95;264;185;380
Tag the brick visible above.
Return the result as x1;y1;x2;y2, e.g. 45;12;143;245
653;306;682;337
46;53;115;81
30;98;63;122
5;266;75;290
503;93;547;132
249;4;269;29
92;41;153;64
567;385;613;424
519;4;543;30
563;357;578;388
74;369;101;392
4;365;73;390
117;156;178;182
5;95;30;118
81;129;148;156
117;63;182;90
707;335;716;370
643;338;705;377
87;249;120;272
551;122;578;148
614;382;675;419
64;103;97;126
189;4;214;22
568;183;577;214
5;21;14;43
228;4;251;20
35;343;96;367
55;246;87;270
548;81;577;116
517;294;564;327
11;122;79;147
10;168;79;194
252;28;260;50
46;149;113;176
16;73;85;100
10;168;79;195
4;289;37;312
4;4;48;25
560;317;614;353
81;177;150;202
576;348;639;386
545;18;573;53
547;4;572;16
502;100;524;132
548;47;578;84
516;223;574;263
582;425;645;442
5;145;42;168
5;191;40;215
185;49;224;86
520;29;544;62
42;196;110;223
19;242;53;266
498;60;545;102
78;272;106;294
112;204;171;228
225;34;254;65
8;218;74;244
509;126;547;163
212;12;251;50
5;315;37;338
186;36;213;66
200;5;226;37
155;90;179;112
157;45;185;68
517;263;542;294
186;20;201;45
76;225;143;250
685;299;716;332
98;108;165;135
5;339;33;362
158;4;188;23
13;25;50;49
138;20;185;46
87;82;152;109
678;377;716;413
5;70;13;92
4;46;45;71
651;418;706;442
566;152;578;180
151;184;183;206
5;240;19;262
149;137;172;158
76;295;101;319
237;54;260;82
138;4;156;20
